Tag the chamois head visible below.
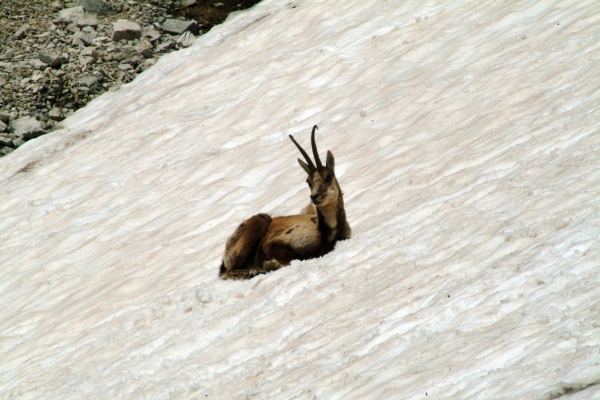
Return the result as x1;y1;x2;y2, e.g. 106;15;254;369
289;125;340;207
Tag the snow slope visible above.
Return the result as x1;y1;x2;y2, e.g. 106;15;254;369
1;0;599;398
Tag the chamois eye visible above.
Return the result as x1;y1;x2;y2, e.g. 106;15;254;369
325;175;332;183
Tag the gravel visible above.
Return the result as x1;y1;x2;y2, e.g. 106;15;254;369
0;0;261;158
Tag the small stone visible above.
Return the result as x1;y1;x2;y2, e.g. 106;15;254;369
135;46;153;58
9;116;45;140
138;37;153;49
80;47;99;59
29;59;48;70
118;63;133;71
77;15;99;27
0;135;12;146
0;120;7;132
78;75;98;87
0;147;14;156
162;19;199;35
59;6;85;23
0;50;15;60
182;0;196;6
177;31;195;47
48;107;64;121
112;20;142;42
144;29;161;43
0;111;9;123
51;1;64;12
141;58;156;71
76;0;115;15
13;138;26;148
155;41;174;53
14;24;31;39
39;49;64;67
79;56;95;65
213;2;225;9
72;31;95;46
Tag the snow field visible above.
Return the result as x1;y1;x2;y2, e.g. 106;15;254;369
1;0;599;399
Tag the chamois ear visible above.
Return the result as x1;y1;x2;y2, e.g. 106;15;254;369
298;158;312;175
326;150;335;173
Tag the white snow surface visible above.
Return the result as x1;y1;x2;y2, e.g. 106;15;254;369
1;1;600;399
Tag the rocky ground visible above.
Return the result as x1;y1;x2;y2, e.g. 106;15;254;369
0;0;261;157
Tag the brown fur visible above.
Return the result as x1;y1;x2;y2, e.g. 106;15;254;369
219;126;351;280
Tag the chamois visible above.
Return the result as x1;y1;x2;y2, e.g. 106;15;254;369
219;125;351;280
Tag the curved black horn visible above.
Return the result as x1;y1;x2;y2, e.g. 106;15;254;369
311;125;323;170
289;134;316;172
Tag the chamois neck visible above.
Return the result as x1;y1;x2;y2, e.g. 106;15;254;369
316;190;347;242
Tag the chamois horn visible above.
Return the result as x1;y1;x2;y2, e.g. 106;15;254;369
310;125;323;170
289;130;316;172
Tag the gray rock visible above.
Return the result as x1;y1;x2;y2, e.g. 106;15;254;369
29;59;48;70
9;116;45;140
78;75;98;87
81;47;99;59
39;49;64;68
79;56;95;65
76;0;115;16
214;2;225;9
0;135;12;146
182;0;196;6
118;63;133;71
72;31;96;46
177;31;195;47
13;138;26;148
123;45;153;59
144;29;161;43
112;20;142;42
0;120;7;132
51;1;64;12
0;50;15;60
14;24;31;39
156;41;175;53
59;6;85;23
77;15;99;27
162;19;199;35
0;111;9;123
48;107;65;121
0;147;14;156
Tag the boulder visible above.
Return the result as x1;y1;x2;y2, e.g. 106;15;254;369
162;19;199;35
80;47;99;59
77;15;99;27
177;31;195;47
112;20;141;42
58;6;85;23
72;31;95;46
0;111;9;123
0;135;12;146
39;49;64;67
9;116;45;140
12;138;26;148
0;121;7;133
78;75;98;87
29;59;48;70
76;0;115;16
14;24;31;39
48;107;64;121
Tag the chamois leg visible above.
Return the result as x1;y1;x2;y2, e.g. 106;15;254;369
220;213;272;280
222;242;300;279
248;242;301;275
